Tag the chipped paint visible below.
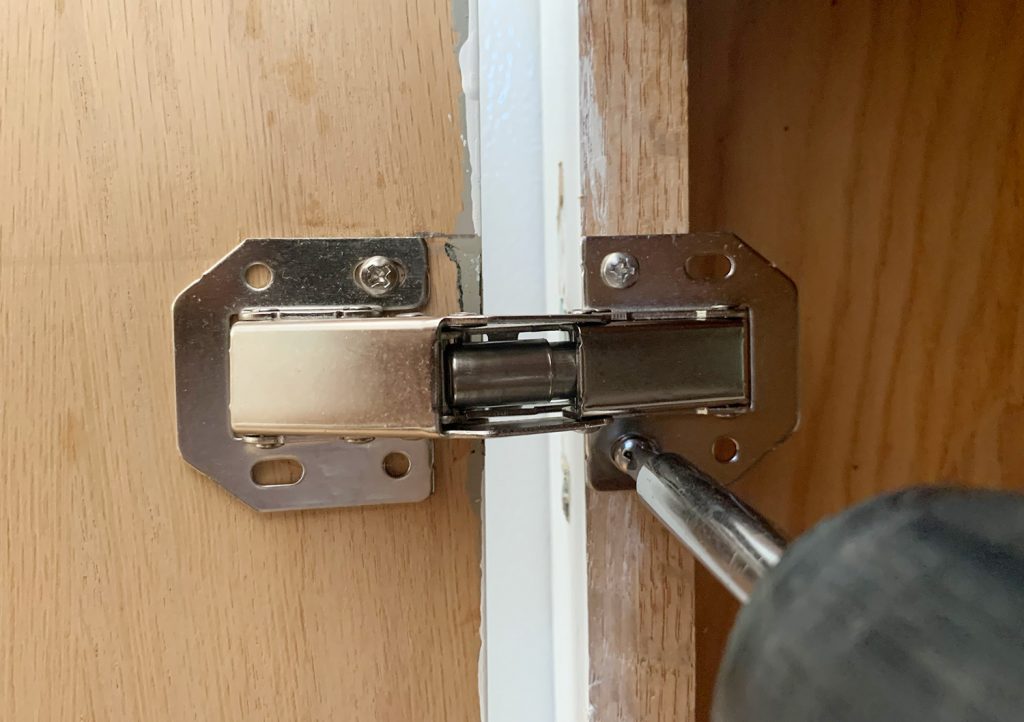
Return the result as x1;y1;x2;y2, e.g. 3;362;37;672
449;4;486;722
442;234;482;320
453;0;481;236
580;52;608;230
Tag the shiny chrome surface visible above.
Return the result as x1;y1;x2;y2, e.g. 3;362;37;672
226;308;757;441
578;318;747;414
230;316;442;437
439;311;753;438
584;233;799;489
447;340;577;408
354;255;404;296
172;236;473;511
612;435;786;603
599;250;639;289
445;315;747;415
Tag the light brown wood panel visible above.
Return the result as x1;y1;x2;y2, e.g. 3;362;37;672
581;1;694;721
688;1;1024;718
581;0;689;235
0;1;480;720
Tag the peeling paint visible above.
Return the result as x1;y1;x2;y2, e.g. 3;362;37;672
449;4;484;721
443;235;483;318
580;53;608;230
454;0;481;236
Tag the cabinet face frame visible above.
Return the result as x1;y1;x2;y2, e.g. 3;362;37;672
483;0;698;720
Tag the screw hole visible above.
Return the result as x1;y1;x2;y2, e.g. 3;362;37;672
383;452;411;479
244;262;273;291
685;253;734;282
251;458;304;486
712;436;740;464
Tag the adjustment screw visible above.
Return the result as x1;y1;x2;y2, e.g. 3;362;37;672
600;251;639;289
355;255;403;296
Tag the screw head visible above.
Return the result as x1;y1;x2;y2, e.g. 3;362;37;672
355;255;403;296
600;251;639;289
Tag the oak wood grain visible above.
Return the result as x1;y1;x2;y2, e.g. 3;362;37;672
0;1;480;720
581;1;694;721
688;1;1024;718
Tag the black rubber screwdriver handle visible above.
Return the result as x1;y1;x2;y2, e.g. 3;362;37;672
612;436;1024;722
715;486;1024;722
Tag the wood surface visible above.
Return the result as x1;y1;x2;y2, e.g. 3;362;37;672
0;1;481;720
580;1;695;721
687;1;1024;718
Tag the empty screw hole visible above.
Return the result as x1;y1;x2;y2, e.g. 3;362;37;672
251;458;304;486
684;253;734;282
712;436;740;464
383;452;411;479
244;262;273;290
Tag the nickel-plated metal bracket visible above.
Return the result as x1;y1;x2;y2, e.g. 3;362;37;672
583;234;798;489
173;233;797;511
173;235;479;511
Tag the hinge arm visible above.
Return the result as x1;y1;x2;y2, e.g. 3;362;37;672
228;309;750;440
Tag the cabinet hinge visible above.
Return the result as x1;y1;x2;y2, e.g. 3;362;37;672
173;233;797;510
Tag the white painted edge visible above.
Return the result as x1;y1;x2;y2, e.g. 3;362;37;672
455;0;481;237
472;0;590;720
539;1;590;722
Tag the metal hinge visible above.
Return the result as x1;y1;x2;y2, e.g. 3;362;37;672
173;233;797;511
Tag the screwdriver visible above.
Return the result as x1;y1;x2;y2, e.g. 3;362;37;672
612;434;1024;722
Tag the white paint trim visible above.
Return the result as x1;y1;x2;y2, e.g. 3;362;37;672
477;1;589;720
455;0;481;237
539;2;590;722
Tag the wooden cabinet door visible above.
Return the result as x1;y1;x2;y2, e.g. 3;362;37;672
689;1;1024;718
0;2;480;720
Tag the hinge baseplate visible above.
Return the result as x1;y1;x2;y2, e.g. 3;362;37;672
173;235;479;511
581;234;797;489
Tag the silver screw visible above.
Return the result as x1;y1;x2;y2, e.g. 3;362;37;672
600;251;639;289
355;255;403;296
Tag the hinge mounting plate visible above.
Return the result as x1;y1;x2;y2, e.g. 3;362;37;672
582;233;798;490
173;236;478;511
